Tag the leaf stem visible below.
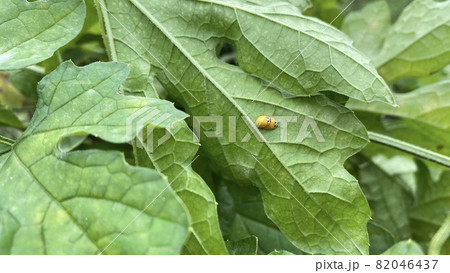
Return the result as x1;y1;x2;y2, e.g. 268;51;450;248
0;135;15;146
24;65;46;76
428;214;450;255
368;131;450;169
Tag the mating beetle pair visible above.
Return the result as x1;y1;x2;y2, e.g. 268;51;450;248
255;115;278;130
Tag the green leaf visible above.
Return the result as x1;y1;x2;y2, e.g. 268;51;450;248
134;121;229;255
349;81;450;131
367;222;395;255
0;0;86;70
217;181;302;255
410;161;450;247
382;240;424;255
97;0;228;252
348;81;450;157
99;0;372;254
226;236;258;255
376;0;450;82
98;0;394;103
204;0;394;103
0;61;190;254
0;105;23;129
341;0;390;60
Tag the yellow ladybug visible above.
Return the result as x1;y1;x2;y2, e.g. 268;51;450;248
255;115;278;130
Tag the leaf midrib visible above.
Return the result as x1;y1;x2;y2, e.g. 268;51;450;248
126;0;365;254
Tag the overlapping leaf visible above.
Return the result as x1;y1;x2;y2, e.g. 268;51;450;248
133;121;229;254
217;181;302;254
353;155;412;242
0;0;86;70
367;222;394;255
376;0;450;82
97;0;229;253
0;61;190;254
341;0;390;60
99;0;375;254
347;81;450;156
410;161;450;248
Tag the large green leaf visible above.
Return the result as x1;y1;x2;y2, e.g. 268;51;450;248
96;0;228;253
99;0;373;254
201;0;393;103
0;0;86;70
0;61;190;254
348;81;450;157
349;81;450;131
217;181;302;255
97;0;394;102
376;0;450;82
341;0;390;60
133;121;229;255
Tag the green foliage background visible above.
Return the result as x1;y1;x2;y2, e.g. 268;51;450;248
0;0;449;255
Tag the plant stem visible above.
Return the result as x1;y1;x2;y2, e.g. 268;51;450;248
428;214;450;255
368;131;450;169
0;135;15;146
24;65;46;76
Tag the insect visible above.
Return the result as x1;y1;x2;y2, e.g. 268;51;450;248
255;115;278;130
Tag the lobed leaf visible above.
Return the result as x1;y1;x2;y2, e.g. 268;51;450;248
133;121;229;254
96;0;229;253
198;0;394;104
99;0;373;254
0;61;190;254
